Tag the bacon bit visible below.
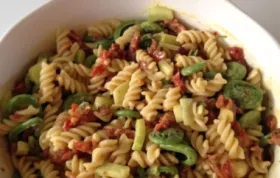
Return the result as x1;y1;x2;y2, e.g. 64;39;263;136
147;39;166;61
231;121;251;148
145;119;158;128
63;119;74;131
102;44;126;60
90;63;106;77
216;95;243;115
52;149;74;164
73;141;94;154
221;160;233;178
179;166;189;178
164;19;186;34
207;155;233;178
71;103;79;113
154;112;176;131
10;114;23;120
128;32;140;61
266;115;277;131
43;148;50;158
268;129;280;146
80;110;98;124
204;98;218;124
228;47;249;68
68;30;90;51
178;46;189;56
172;72;186;93
147;39;157;54
251;144;264;160
106;128;135;139
139;62;147;71
13;81;26;94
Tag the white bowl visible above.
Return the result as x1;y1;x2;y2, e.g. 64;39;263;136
0;0;280;177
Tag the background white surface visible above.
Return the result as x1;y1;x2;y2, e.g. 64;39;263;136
0;0;279;42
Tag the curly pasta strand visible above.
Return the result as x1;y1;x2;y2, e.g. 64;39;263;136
57;70;87;93
248;170;266;178
176;30;215;44
247;125;264;143
109;134;133;165
56;29;72;57
188;131;209;158
115;24;140;49
107;58;130;73
0;119;25;136
147;80;163;92
163;87;181;111
105;63;138;93
123;69;146;109
206;58;227;72
157;152;179;166
175;54;205;68
204;38;223;60
146;141;161;165
141;88;168;121
247;68;262;88
205;123;225;154
51;122;101;151
40;62;57;103
249;153;271;173
88;71;108;94
66;155;86;176
53;42;80;63
15;105;40;116
16;156;38;178
214;116;245;159
136;49;158;73
128;151;155;168
67;62;92;77
35;160;59;178
88;19;121;37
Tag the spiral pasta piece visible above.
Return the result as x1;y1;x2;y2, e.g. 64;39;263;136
248;170;266;178
176;30;215;44
66;155;86;176
157;152;179;166
206;57;227;72
204;38;223;60
115;24;140;49
0;118;25;136
88;19;121;37
141;88;168;121
16;156;38;178
67;62;92;77
163;87;181;111
56;29;72;57
188;131;209;158
123;69;146;109
57;70;87;93
50;122;101;151
214;116;245;159
249;154;271;173
84;139;118;170
230;160;249;178
141;90;155;103
136;49;158;73
146;141;161;165
35;160;59;178
40;62;57;103
247;125;264;143
247;68;262;88
105;63;138;93
205;122;225;154
175;54;205;68
88;70;108;94
109;134;133;165
107;58;130;73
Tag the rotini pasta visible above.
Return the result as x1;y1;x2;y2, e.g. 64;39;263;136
115;24;140;49
247;68;262;88
163;87;181;111
88;19;121;37
40;62;57;103
57;70;87;93
35;160;60;178
176;30;215;44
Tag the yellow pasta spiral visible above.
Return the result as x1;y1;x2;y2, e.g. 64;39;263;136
247;125;264;143
56;29;72;57
176;30;215;44
0;119;25;136
115;24;140;49
57;70;87;93
249;154;271;173
15;156;38;178
67;62;92;77
107;58;130;73
205;122;225;154
163;87;181;111
123;69;146;109
247;68;262;88
35;160;59;178
175;54;205;68
105;63;138;93
204;38;223;60
206;57;227;72
188;131;209;158
88;19;121;37
88;70;108;94
146;141;161;165
66;155;86;176
40;62;57;103
141;88;168;121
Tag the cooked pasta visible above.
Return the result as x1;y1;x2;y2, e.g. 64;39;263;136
4;6;277;178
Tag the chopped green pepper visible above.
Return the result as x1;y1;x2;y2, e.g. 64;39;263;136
63;93;92;110
223;62;247;80
84;54;97;68
139;33;153;49
160;143;197;166
132;119;146;151
74;49;86;64
224;80;263;109
114;109;141;119
140;21;163;33
180;62;206;76
113;20;139;40
6;94;40;115
238;110;261;129
158;166;178;176
149;128;184;145
9;117;43;143
94;39;114;50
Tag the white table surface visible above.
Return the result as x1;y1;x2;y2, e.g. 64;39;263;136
0;0;279;42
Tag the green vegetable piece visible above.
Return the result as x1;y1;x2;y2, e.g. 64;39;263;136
140;21;163;33
224;62;247;80
160;143;197;166
115;109;141;119
28;62;42;85
12;169;21;178
149;128;184;145
204;72;217;80
9;117;43;142
180;62;206;76
147;166;160;176
137;167;147;178
180;98;193;126
159;33;179;46
95;163;130;178
158;60;174;77
148;5;173;22
6;94;40;115
224;80;263;109
83;34;94;42
239;110;261;129
84;54;97;68
140;33;153;49
162;79;172;85
94;96;113;109
132;119;146;151
94;39;113;50
113;81;129;105
74;49;86;64
113;20;138;40
63;93;92;110
158;166;178;176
